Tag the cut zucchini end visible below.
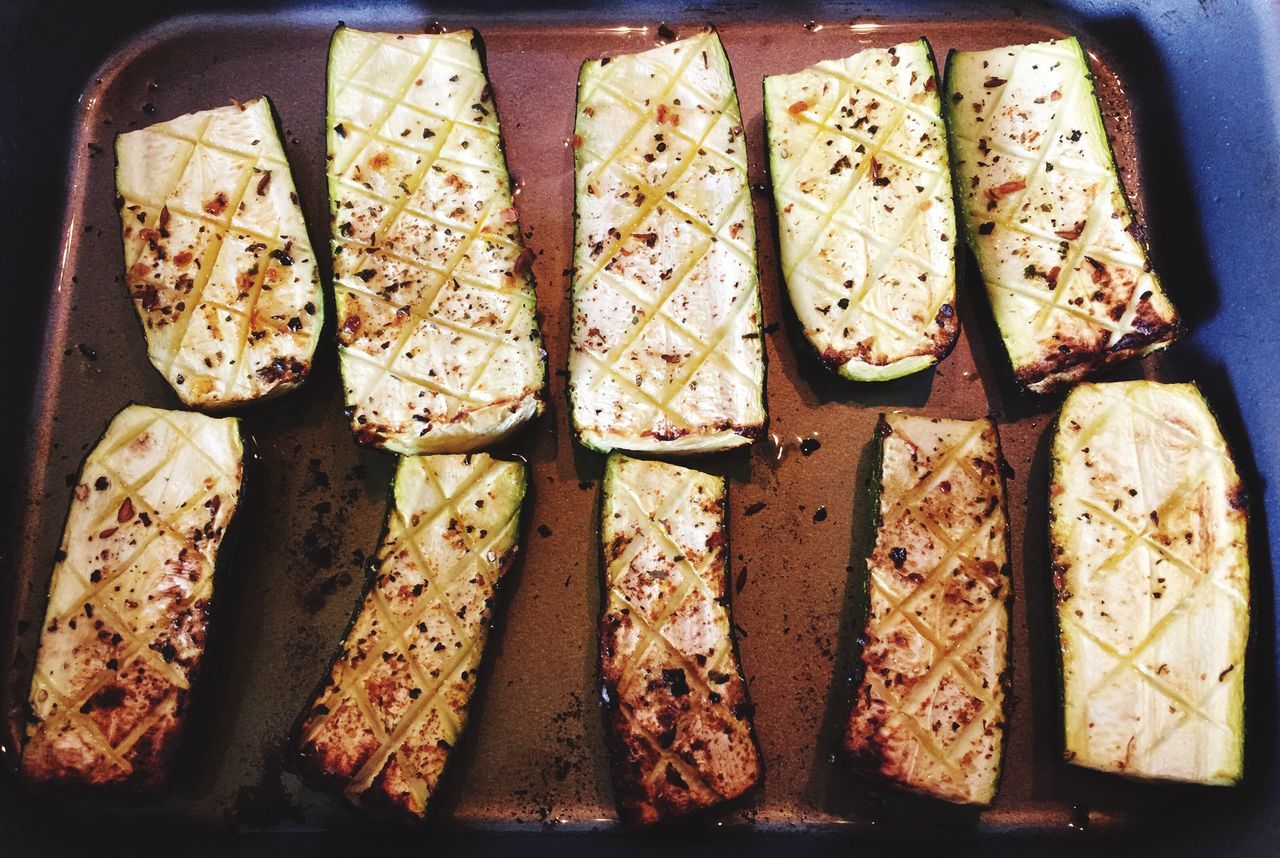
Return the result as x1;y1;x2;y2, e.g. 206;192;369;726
116;97;323;409
328;27;546;453
945;38;1181;394
1052;381;1247;786
21;405;243;794
836;353;939;383
293;451;526;821
845;412;1010;806
764;39;958;383
599;451;761;826
568;30;766;453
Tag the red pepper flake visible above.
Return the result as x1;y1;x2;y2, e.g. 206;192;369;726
98;527;118;539
1084;256;1109;284
984;76;1007;88
632;232;658;248
174;251;193;267
513;247;536;277
924;76;937;92
499;207;519;224
203;193;229;216
571;133;583;149
117;497;135;523
256;170;272;196
985;179;1026;202
341;315;362;335
656;103;670;124
1055;220;1086;240
788;100;808;115
1046;265;1061;289
74;484;89;502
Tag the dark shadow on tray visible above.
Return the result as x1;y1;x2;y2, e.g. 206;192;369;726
1020;421;1068;803
1083;14;1221;330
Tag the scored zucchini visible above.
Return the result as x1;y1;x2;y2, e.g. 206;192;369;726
944;38;1180;393
328;27;546;454
116;97;323;408
22;405;244;793
1051;381;1248;784
293;453;525;822
764;40;958;381
843;414;1010;805
600;454;761;826
569;29;766;454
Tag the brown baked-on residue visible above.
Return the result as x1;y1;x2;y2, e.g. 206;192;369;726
292;453;525;823
843;414;1010;805
600;454;761;826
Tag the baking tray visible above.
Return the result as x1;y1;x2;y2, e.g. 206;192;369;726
1;0;1278;854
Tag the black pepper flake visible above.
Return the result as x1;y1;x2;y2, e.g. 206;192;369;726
537;524;552;538
813;506;828;523
662;667;690;697
978;221;995;235
95;476;110;491
269;248;294;266
800;438;821;456
334;123;347;138
890;547;908;568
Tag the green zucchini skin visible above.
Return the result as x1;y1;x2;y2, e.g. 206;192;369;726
20;405;245;796
291;453;526;823
843;413;1011;805
598;453;761;826
944;38;1180;394
568;29;766;455
115;97;324;410
1050;381;1248;784
327;27;546;455
763;39;959;382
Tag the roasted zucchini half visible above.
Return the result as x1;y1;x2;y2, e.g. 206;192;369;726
293;452;525;822
944;38;1180;393
600;453;761;826
21;405;244;794
764;40;958;381
1051;381;1248;784
569;29;766;454
116;97;323;408
328;27;546;454
843;413;1010;805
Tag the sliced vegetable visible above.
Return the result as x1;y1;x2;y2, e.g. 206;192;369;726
944;38;1180;393
1051;381;1248;784
843;413;1010;805
293;453;526;821
116;97;322;408
600;453;761;826
328;27;545;454
764;40;958;381
22;405;244;793
569;29;765;453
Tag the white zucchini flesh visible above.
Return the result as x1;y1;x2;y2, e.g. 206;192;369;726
844;414;1010;805
22;405;243;792
116;98;323;408
295;453;525;821
569;29;765;454
945;38;1180;393
328;28;545;455
1051;381;1248;784
764;40;958;381
600;454;760;826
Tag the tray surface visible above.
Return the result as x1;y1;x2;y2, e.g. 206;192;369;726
1;1;1277;847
